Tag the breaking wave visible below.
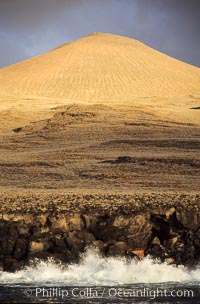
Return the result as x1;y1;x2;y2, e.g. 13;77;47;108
0;249;199;286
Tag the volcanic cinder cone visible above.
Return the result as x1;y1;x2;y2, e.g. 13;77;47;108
0;32;200;101
0;33;199;192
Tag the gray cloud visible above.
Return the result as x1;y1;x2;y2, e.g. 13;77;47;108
0;31;29;67
0;0;199;68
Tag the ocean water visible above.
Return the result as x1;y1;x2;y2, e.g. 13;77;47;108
0;250;199;303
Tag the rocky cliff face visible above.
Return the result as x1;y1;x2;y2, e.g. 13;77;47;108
0;193;199;271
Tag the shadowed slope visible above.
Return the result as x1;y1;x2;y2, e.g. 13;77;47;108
0;32;200;101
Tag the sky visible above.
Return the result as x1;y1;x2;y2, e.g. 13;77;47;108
0;0;200;68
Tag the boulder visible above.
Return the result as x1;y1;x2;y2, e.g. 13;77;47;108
66;232;85;254
132;249;144;259
48;215;69;231
69;215;84;231
164;237;179;249
82;214;98;231
2;213;15;221
107;242;127;256
165;208;175;220
113;216;129;228
13;215;24;222
0;225;18;255
29;241;44;254
14;238;29;259
7;238;17;255
51;237;68;253
194;228;200;247
146;244;165;259
151;237;161;246
165;257;175;265
18;226;30;236
36;214;47;226
22;214;33;224
127;215;152;249
176;208;200;231
77;231;95;244
90;240;105;253
3;257;22;272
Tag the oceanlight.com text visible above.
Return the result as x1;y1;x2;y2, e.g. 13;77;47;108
23;286;194;300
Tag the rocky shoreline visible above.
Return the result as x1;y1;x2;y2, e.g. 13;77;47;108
0;193;199;271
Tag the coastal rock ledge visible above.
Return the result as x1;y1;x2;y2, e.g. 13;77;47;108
0;193;199;271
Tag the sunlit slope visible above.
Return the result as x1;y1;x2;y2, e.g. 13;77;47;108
0;32;200;101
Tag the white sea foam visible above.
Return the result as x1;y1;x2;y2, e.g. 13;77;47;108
0;249;199;286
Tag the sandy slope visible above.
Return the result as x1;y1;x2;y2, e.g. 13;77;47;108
0;32;200;101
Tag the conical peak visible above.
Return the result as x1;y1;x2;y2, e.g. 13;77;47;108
76;32;142;45
87;32;118;37
87;32;126;37
0;32;199;101
89;32;105;35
